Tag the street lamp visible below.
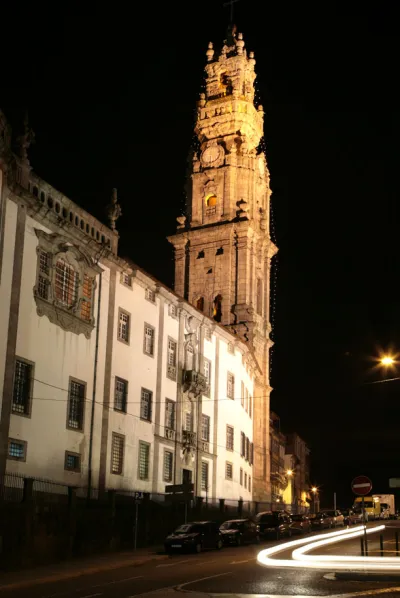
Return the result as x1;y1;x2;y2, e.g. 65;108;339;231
311;486;319;514
286;469;293;477
380;356;395;367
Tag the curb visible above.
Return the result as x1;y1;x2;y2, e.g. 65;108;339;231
332;571;400;583
0;554;169;591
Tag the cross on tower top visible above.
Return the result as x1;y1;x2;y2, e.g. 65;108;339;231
223;0;240;26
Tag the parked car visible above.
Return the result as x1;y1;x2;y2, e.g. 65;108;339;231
310;512;334;529
322;510;345;527
255;511;292;540
219;519;259;545
164;521;223;553
290;514;312;534
342;509;363;526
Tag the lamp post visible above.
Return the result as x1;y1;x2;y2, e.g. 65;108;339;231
311;486;319;514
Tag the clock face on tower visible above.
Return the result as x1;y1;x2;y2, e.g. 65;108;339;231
201;145;223;167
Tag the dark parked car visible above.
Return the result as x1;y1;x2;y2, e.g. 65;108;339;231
310;512;333;530
164;521;223;553
255;511;292;540
219;519;259;545
290;514;312;534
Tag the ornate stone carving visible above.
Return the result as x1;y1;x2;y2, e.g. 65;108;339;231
106;188;122;231
17;112;35;163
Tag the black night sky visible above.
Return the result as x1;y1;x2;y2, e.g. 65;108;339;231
2;2;400;507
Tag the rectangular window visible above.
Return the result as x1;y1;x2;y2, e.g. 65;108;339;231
111;433;124;475
80;274;92;321
65;451;81;472
201;414;210;442
165;399;176;430
38;250;50;299
67;379;85;430
240;467;243;486
145;288;156;303
122;272;132;287
143;323;155;356
227;372;235;399
167;338;177;380
248;476;252;492
241;432;245;457
241;381;244;407
226;425;234;451
140;388;152;422
245;387;249;412
55;259;78;307
245;437;250;461
163;450;173;482
139;441;150;480
201;461;209;491
203;358;211;396
12;359;33;416
8;438;26;461
226;461;233;480
118;309;130;343
114;377;128;412
249;395;252;418
250;442;254;465
184;412;192;432
244;472;247;488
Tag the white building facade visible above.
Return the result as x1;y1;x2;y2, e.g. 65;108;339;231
0;108;256;501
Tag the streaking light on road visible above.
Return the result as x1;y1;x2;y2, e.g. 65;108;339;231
256;525;400;572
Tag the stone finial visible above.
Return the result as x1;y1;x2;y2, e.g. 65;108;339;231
176;215;186;228
198;92;206;108
236;32;245;55
106;188;122;231
17;112;35;163
206;42;214;62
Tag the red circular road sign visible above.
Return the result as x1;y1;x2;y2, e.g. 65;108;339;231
351;475;372;496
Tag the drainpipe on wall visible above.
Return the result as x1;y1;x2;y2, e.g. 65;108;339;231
87;271;102;500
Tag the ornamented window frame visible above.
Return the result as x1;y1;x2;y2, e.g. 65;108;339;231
33;230;100;338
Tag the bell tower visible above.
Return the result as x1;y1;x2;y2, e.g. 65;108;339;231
168;28;277;501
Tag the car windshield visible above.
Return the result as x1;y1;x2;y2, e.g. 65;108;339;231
291;515;304;521
220;521;239;530
323;511;335;516
173;524;201;534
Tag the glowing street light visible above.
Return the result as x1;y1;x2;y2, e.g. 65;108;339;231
311;486;318;493
286;469;293;477
380;356;395;367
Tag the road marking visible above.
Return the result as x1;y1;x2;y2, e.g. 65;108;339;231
230;558;251;564
176;571;231;591
92;575;143;588
197;559;216;565
156;559;192;567
80;594;102;598
127;584;174;597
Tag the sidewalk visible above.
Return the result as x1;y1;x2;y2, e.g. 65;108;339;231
0;546;168;591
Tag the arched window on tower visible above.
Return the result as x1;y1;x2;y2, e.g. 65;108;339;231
256;279;263;316
213;294;222;323
196;297;204;312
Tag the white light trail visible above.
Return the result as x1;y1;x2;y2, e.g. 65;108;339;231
257;525;400;572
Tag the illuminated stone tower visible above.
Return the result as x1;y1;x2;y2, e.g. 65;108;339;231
168;29;277;501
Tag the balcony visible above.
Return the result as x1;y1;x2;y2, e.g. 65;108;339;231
183;370;209;398
165;428;175;441
200;441;209;453
182;430;196;448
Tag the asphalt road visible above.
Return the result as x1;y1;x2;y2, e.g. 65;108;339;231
2;524;400;597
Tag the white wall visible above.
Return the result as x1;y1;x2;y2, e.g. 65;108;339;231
7;214;110;487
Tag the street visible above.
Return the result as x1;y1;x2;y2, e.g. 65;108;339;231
2;523;400;597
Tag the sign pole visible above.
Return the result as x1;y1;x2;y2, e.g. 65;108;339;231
362;496;368;555
134;501;139;551
334;492;336;511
